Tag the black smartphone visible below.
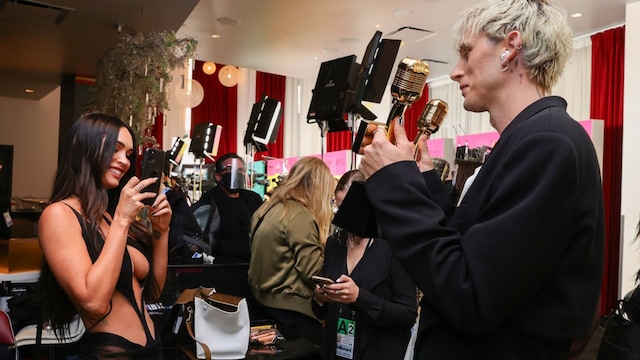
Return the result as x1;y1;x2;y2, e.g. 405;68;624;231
140;148;166;205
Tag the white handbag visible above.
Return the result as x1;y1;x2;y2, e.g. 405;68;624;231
175;287;250;360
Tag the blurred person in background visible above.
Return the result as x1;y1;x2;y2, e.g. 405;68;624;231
192;153;263;264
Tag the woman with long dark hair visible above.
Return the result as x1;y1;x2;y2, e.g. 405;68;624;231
37;113;172;359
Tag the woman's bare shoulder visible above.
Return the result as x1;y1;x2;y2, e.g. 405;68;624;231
39;199;83;237
41;198;81;218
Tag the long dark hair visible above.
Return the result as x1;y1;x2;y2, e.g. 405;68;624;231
38;113;159;338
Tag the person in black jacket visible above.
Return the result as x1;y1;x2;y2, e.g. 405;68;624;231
312;170;417;360
193;153;263;264
354;0;605;358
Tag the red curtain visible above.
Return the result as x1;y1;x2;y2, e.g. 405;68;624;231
402;84;430;144
326;115;352;152
325;84;430;152
192;61;239;162
254;71;286;159
590;26;625;316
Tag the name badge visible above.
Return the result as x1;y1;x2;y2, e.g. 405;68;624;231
336;317;355;359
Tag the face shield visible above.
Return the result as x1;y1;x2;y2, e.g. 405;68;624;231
218;158;247;192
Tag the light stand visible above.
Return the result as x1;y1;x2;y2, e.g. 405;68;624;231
244;142;266;189
190;150;215;202
245;148;255;190
188;122;220;202
318;120;330;160
346;113;362;170
191;155;203;202
243;95;281;193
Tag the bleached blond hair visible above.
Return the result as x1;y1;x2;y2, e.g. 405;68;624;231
452;0;573;92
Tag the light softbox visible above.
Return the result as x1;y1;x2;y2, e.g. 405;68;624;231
189;123;222;158
252;97;283;145
306;55;359;132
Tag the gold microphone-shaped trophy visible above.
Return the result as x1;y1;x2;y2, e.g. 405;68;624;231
352;57;430;154
413;98;449;159
335;58;450;238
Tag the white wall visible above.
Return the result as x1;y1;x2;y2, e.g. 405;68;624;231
0;88;60;199
619;1;640;296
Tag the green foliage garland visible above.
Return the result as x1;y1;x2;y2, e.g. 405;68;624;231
89;31;198;145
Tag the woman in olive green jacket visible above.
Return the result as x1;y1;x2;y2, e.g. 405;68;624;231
248;157;335;344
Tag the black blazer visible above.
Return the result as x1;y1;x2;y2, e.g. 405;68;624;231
365;97;605;359
312;231;418;360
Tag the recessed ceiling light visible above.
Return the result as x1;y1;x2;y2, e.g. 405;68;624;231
571;12;582;18
216;17;241;26
339;37;359;44
25;89;34;93
210;34;221;38
393;9;412;19
323;47;338;53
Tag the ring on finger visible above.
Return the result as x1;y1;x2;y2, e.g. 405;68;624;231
336;289;340;295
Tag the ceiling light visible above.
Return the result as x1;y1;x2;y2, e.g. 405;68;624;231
339;37;359;44
218;65;239;87
216;17;241;26
25;89;34;93
202;61;216;75
571;12;582;18
210;34;221;39
174;79;204;108
393;9;412;19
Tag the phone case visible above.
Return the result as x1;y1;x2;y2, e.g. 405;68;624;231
140;148;166;205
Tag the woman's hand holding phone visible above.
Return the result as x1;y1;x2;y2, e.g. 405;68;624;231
312;275;335;286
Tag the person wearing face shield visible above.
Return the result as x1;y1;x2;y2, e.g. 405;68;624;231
192;153;263;264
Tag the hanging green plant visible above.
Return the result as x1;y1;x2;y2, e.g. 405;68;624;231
88;30;198;145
